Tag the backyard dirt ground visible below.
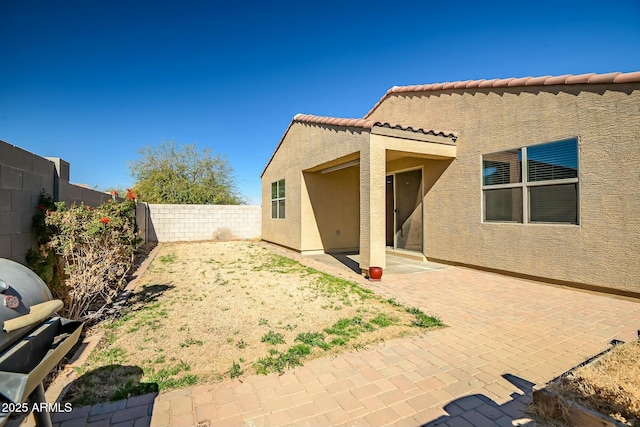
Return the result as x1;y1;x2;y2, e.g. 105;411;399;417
541;340;640;426
64;241;442;405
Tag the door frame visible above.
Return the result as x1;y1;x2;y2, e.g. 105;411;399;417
385;166;424;251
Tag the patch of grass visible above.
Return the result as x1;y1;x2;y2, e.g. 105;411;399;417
105;332;118;345
324;316;374;340
371;313;398;327
113;302;170;334
235;339;247;349
386;297;403;307
229;361;243;379
146;361;197;389
313;271;374;301
65;365;144;406
406;307;443;328
112;380;158;401
254;344;312;374
330;337;348;346
91;347;127;365
158;253;177;264
103;312;133;331
252;253;301;273
261;330;285;345
295;331;330;350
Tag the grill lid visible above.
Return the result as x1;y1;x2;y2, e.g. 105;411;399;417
0;259;55;354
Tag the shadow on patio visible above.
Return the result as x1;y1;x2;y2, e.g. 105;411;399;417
305;252;449;277
422;374;539;427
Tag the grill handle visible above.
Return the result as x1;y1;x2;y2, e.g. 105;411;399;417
3;300;64;333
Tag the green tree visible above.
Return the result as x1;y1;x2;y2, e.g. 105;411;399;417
129;141;245;204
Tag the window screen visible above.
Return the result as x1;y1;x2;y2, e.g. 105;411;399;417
482;138;579;225
485;188;523;222
529;184;577;224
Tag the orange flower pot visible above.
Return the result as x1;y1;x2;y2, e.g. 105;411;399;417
369;267;383;281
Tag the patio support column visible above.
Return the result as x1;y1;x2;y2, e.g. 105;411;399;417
359;135;386;274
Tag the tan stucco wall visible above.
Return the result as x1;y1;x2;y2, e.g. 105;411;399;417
368;84;640;292
302;166;360;253
261;122;368;251
359;135;387;270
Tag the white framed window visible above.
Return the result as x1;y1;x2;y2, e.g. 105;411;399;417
271;179;285;219
482;138;579;224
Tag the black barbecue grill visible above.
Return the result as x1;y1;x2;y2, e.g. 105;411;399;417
0;259;82;427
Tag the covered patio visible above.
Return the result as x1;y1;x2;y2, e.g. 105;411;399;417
305;251;449;276
298;121;458;275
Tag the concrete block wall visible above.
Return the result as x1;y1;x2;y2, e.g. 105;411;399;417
58;180;113;207
146;204;261;242
0;141;56;262
0;139;114;264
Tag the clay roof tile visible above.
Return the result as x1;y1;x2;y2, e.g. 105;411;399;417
508;76;532;86
494;77;515;87
544;74;573;85
613;71;640;83
454;80;472;89
524;75;552;86
478;79;499;88
565;73;596;84
587;72;621;84
466;79;485;88
355;70;637;118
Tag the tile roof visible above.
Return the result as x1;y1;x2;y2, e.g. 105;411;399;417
293;113;375;129
263;70;639;177
261;114;457;177
364;70;640;118
293;113;457;139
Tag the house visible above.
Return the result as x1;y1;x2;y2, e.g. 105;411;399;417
261;71;640;295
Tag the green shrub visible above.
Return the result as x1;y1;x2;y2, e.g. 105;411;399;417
27;191;140;320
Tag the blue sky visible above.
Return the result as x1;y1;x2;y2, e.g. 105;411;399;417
1;1;639;204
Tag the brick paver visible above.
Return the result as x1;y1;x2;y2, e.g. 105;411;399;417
24;246;638;427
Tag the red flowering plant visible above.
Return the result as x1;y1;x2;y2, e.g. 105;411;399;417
28;192;140;320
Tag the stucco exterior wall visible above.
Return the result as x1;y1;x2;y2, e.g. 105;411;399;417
302;166;360;253
367;84;640;292
261;122;368;251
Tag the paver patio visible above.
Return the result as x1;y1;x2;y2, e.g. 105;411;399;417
42;245;639;427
